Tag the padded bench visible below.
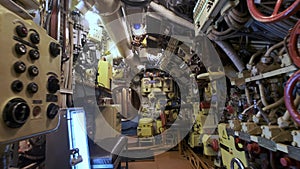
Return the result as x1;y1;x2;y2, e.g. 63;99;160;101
89;137;128;169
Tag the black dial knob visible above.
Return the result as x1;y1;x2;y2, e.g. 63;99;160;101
49;42;60;57
15;25;28;37
27;82;39;94
47;76;60;93
30;32;40;44
29;50;40;60
11;80;23;92
28;65;39;77
14;61;26;73
47;103;59;119
15;43;27;55
3;98;30;128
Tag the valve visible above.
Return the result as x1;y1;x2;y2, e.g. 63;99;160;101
247;0;300;23
284;70;300;125
289;19;300;68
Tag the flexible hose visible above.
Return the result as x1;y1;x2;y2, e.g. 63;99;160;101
230;158;245;169
214;40;245;72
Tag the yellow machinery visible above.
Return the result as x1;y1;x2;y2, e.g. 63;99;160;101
0;4;61;143
97;59;112;89
141;77;151;94
137;118;153;137
218;123;248;169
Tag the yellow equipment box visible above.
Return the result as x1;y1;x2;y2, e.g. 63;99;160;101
97;60;112;89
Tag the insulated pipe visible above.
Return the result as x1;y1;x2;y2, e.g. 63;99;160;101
77;0;134;59
94;0;133;59
149;2;194;30
214;40;245;72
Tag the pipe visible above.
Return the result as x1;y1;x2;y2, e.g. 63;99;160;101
76;0;133;59
248;48;265;67
242;100;261;115
258;82;269;106
257;106;270;124
245;87;252;105
285;70;300;126
149;2;194;30
262;97;284;111
264;41;284;57
214;40;245;72
283;94;300;121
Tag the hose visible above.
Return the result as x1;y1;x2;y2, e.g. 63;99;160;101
230;158;245;169
214;40;245;72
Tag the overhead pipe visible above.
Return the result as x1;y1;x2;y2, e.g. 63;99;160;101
149;2;194;30
214;40;245;72
76;0;134;59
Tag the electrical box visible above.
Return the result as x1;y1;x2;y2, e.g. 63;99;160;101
97;60;112;89
0;4;61;143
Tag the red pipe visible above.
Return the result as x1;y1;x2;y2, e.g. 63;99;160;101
284;70;300;125
247;0;300;23
289;19;300;68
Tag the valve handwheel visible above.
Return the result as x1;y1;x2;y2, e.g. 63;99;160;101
289;20;300;68
247;0;300;23
284;70;300;125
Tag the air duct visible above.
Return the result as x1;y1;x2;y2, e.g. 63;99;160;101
76;0;133;59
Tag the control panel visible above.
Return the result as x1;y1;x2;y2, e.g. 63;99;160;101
0;5;61;143
193;0;227;35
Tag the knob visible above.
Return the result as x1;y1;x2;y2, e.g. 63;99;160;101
28;65;39;77
49;42;60;57
15;25;28;37
14;61;26;73
11;80;23;92
47;103;59;119
15;43;27;55
47;76;60;93
29;50;40;60
3;98;30;128
27;82;39;94
30;32;40;44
